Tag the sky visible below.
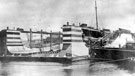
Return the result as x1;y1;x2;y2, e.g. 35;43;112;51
0;0;135;32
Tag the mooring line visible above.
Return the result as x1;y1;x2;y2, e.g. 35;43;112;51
72;58;131;66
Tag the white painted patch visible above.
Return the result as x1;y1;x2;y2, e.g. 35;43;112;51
71;42;89;56
105;33;135;48
7;46;41;53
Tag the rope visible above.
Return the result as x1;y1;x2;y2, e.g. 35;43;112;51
72;58;130;66
93;58;130;64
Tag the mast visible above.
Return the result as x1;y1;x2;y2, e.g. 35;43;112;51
50;31;52;50
30;28;32;48
95;0;98;29
40;29;43;52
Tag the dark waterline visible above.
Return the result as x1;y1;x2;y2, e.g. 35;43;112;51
0;60;135;76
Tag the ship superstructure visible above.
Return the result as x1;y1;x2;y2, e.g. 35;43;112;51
0;22;103;62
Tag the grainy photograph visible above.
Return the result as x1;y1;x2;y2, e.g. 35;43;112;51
0;0;135;76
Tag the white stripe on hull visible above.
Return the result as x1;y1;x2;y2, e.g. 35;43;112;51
7;35;20;37
63;37;82;40
7;39;21;42
63;31;82;35
7;30;20;33
7;43;23;45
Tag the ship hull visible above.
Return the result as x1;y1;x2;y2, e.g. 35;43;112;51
93;48;135;71
0;56;72;63
93;48;135;62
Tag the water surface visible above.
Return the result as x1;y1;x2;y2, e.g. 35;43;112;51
0;60;135;76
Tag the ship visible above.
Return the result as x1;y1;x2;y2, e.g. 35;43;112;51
0;21;104;63
85;0;135;63
92;28;135;63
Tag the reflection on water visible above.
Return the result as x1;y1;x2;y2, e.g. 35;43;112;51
0;60;135;76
